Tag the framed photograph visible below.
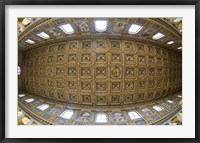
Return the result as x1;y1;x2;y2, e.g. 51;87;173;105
1;0;199;143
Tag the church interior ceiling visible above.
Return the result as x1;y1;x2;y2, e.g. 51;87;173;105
18;18;182;125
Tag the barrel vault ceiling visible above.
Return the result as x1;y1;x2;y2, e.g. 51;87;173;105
18;18;182;108
18;18;182;52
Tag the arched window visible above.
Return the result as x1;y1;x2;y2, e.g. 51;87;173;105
153;105;164;112
128;111;142;120
167;100;173;104
18;94;25;97
18;66;21;75
94;20;108;32
25;98;34;103
95;113;108;123
37;104;49;111
152;32;165;40
128;24;143;34
59;24;74;34
60;110;74;119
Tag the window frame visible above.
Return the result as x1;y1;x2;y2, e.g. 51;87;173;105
95;113;108;123
128;111;142;120
94;20;108;32
153;105;164;112
59;109;74;119
37;104;49;111
25;98;34;103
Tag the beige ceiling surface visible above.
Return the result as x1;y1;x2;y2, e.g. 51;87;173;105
18;18;182;107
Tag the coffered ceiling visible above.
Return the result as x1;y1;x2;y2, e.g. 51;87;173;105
18;18;182;108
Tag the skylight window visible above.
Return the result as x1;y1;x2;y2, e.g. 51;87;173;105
95;113;108;123
18;94;25;97
153;105;164;112
37;104;49;111
37;32;50;39
167;41;174;45
152;32;165;40
18;66;21;75
173;18;182;22
60;110;74;119
128;111;142;120
25;98;34;103
167;100;173;103
178;47;182;50
128;24;143;34
25;39;35;44
94;20;108;32
178;95;182;98
59;24;74;34
22;18;31;25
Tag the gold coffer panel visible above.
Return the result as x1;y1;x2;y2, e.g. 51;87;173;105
21;39;182;106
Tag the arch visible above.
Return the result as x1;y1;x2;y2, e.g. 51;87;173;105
37;104;49;111
18;94;25;98
128;111;142;120
153;105;164;112
60;109;74;119
18;66;21;75
167;100;173;103
94;20;108;32
128;24;143;34
95;113;108;123
25;98;34;103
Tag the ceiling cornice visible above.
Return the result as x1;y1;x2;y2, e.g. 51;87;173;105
20;34;182;54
